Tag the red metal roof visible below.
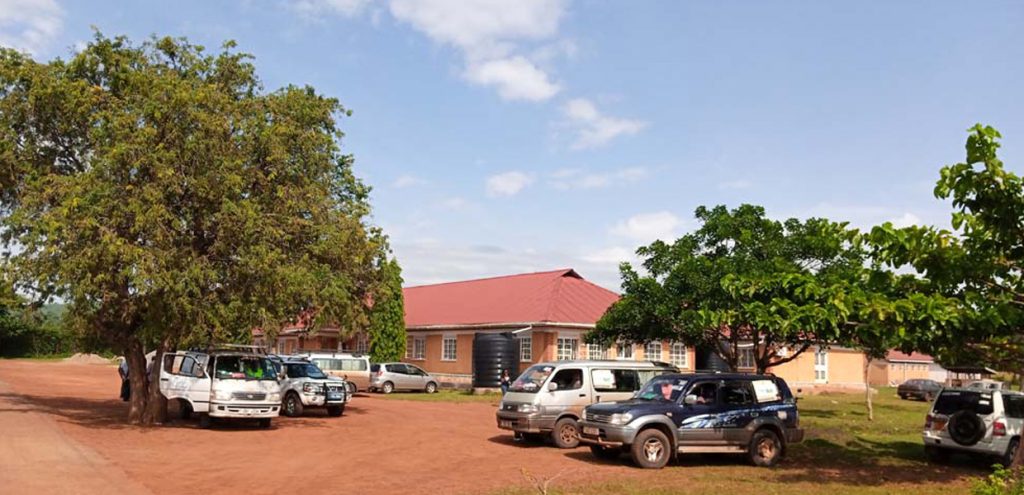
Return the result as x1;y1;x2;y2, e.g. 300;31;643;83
403;268;620;328
886;350;934;363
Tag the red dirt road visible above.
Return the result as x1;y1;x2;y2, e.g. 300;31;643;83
0;360;636;495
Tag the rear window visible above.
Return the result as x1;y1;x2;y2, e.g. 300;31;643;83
370;364;380;372
1005;396;1024;419
933;390;994;415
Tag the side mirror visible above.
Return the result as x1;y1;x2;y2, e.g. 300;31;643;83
683;395;698;405
547;382;559;392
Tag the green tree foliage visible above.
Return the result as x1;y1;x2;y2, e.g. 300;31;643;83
368;255;406;362
592;204;869;373
0;33;384;424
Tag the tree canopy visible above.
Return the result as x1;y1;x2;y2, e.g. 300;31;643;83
0;33;388;424
368;255;407;362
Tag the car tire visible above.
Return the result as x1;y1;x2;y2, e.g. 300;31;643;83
258;418;271;429
283;392;304;417
425;382;438;394
948;410;986;446
552;417;581;449
1001;438;1020;467
590;445;622;460
749;428;784;467
346;381;357;394
327;405;344;417
631;428;671;469
924;445;949;463
198;413;212;429
382;381;394;394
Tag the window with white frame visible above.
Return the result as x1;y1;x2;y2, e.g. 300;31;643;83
814;348;828;382
617;342;634;360
442;335;457;361
355;334;369;354
645;342;663;361
738;347;755;369
405;336;425;360
556;337;578;361
669;342;688;368
518;336;532;362
587;343;607;359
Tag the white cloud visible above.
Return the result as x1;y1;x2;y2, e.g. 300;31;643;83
463;56;560;101
548;166;648;190
392;174;427;188
889;212;922;228
288;0;372;18
581;246;634;265
793;203;938;231
486;171;534;197
389;0;568;102
610;211;684;244
0;0;63;54
562;98;647;149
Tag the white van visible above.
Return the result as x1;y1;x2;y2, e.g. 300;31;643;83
160;349;282;428
496;360;678;448
303;352;372;393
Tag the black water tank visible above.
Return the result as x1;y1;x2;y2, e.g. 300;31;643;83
472;332;520;388
697;345;731;372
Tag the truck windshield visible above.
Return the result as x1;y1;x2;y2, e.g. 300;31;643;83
214;356;278;381
287;363;327;379
636;376;689;401
510;365;555;393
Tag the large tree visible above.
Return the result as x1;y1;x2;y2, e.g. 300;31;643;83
368;254;406;362
0;34;385;424
591;204;869;373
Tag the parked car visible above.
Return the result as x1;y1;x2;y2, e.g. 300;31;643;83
966;379;1006;391
898;379;944;401
159;348;282;428
369;362;439;394
577;372;804;468
303;352;372;393
276;357;349;417
495;360;678;448
923;387;1023;466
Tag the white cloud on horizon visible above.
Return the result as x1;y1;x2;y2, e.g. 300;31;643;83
0;0;63;54
486;171;534;197
562;98;647;149
463;56;560;101
392;174;427;188
610;211;684;244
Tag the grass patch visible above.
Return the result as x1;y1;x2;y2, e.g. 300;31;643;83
371;389;503;404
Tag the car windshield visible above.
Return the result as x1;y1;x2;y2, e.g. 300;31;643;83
933;390;994;415
510;365;555;393
288;363;327;379
636;376;689;401
214;356;278;381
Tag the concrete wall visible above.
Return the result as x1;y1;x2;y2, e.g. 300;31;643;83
770;347;866;391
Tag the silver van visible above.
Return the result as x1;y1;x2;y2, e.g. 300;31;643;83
304;352;372;393
369;362;439;394
496;360;678;448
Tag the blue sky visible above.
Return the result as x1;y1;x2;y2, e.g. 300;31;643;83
2;0;1022;289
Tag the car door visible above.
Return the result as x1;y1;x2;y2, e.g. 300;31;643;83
718;380;758;446
387;364;412;390
406;364;429;389
159;352;211;412
543;367;589;419
676;380;726;445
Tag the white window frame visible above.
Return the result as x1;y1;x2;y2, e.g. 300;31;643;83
669;342;688;369
617;342;634;360
814;348;828;383
586;343;607;360
738;347;755;369
442;335;457;362
355;334;369;354
518;336;532;362
405;336;425;360
645;342;663;361
556;337;579;361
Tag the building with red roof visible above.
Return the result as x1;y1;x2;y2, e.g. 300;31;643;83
867;350;948;386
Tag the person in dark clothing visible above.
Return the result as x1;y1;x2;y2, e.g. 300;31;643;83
118;358;130;401
500;369;512;395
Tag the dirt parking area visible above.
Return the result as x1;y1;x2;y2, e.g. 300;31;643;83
0;359;640;495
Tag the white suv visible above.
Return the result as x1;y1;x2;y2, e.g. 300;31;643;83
923;388;1024;466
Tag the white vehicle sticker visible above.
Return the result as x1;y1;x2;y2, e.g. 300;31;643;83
752;380;781;403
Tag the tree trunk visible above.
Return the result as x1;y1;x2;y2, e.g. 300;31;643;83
140;339;170;425
864;357;874;422
125;339;148;424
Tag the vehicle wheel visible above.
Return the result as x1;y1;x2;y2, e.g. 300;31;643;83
179;400;193;420
327;405;344;417
948;410;986;446
198;413;212;429
425;382;438;394
381;381;394;394
346;381;357;394
1001;438;1020;467
924;445;949;463
590;445;622;460
631;429;671;469
552;417;580;449
749;428;784;467
258;418;271;429
283;392;304;417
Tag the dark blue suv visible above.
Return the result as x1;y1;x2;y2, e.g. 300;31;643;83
577;373;804;468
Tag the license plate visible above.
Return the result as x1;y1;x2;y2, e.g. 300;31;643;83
327;392;342;401
499;420;513;429
583;426;600;436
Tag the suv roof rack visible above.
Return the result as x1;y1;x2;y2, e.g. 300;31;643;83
206;344;269;354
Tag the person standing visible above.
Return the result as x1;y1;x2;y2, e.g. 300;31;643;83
500;369;511;395
118;357;130;401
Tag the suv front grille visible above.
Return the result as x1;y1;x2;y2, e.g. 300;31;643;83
588;413;612;423
326;385;345;393
232;392;267;401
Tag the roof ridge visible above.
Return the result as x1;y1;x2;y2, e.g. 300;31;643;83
542;272;566;322
403;268;575;290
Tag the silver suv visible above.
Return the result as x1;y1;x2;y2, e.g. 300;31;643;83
369;363;438;394
924;388;1024;466
276;358;349;417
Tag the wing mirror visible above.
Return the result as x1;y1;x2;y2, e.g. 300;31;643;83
547;382;559;392
683;394;698;406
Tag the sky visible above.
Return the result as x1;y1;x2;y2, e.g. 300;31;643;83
2;0;1022;290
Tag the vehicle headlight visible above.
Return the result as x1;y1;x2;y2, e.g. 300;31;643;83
303;383;321;393
609;413;633;425
213;389;233;401
268;392;281;402
517;404;539;413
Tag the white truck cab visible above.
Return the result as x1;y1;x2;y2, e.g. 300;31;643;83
160;348;282;428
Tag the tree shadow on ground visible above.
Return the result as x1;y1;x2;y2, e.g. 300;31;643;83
487;434;551;449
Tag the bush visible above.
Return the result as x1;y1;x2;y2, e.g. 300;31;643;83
973;466;1024;495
